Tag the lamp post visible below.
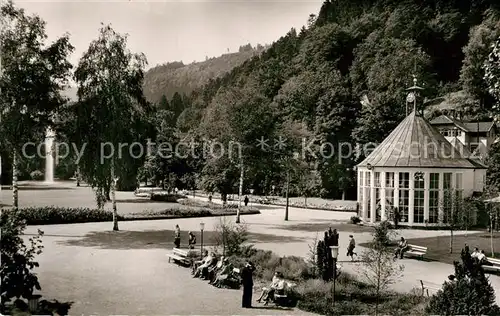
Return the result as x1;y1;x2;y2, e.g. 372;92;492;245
329;245;339;306
200;222;205;257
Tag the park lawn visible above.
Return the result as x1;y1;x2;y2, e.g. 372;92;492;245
406;232;500;265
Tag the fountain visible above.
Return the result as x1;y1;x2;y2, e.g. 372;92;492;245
44;128;55;183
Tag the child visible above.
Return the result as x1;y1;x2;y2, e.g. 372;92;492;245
188;231;196;249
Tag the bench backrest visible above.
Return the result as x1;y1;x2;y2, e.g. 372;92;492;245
173;248;189;257
408;245;427;252
486;257;500;266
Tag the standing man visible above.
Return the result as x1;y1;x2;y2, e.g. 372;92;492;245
241;261;255;308
244;195;249;206
331;228;339;247
174;224;181;248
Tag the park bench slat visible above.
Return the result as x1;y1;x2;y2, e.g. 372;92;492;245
405;244;427;259
420;280;441;297
483;257;500;273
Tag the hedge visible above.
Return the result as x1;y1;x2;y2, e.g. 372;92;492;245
9;207;119;225
150;193;187;202
7;206;260;225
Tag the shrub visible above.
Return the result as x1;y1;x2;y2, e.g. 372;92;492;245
30;170;44;181
213;217;249;256
426;247;500;315
150;193;187;202
13;207;119;225
233;248;312;282
296;277;428;315
350;216;361;224
1;210;44;311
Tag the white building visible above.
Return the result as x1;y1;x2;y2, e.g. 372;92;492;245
356;84;487;226
430;115;498;160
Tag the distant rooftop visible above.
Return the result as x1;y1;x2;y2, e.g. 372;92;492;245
430;115;495;133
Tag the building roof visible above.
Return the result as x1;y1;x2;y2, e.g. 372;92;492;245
430;115;495;133
357;111;486;169
462;122;495;133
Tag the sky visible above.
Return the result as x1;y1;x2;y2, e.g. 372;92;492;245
14;0;323;69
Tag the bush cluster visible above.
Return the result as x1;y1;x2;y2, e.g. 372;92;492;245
11;207;119;225
150;193;187;202
350;216;361;224
131;208;212;218
29;170;44;181
296;278;427;315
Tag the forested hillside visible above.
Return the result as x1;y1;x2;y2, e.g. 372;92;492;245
143;44;267;102
151;0;500;200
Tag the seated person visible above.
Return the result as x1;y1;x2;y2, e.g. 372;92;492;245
188;232;196;249
192;250;210;274
477;250;492;266
394;237;409;259
208;256;225;283
256;271;282;303
212;259;234;288
197;253;218;279
471;247;480;259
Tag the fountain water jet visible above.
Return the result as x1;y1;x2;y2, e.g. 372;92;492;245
45;128;55;183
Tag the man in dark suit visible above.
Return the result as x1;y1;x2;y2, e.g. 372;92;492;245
241;261;255;308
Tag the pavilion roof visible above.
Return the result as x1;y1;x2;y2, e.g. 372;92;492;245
357;111;486;169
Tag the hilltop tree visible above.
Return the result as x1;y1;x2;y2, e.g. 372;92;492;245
485;35;500;120
0;1;73;208
461;13;500;110
71;24;150;231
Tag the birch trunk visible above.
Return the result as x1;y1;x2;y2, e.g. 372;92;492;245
76;164;81;186
491;207;495;257
12;151;18;209
111;161;119;231
285;168;290;221
236;161;244;224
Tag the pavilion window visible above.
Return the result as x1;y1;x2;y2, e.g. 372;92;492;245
385;172;394;213
443;173;453;223
375;172;381;220
365;171;371;219
398;172;409;222
455;173;464;202
428;173;439;224
359;172;364;203
414;174;425;223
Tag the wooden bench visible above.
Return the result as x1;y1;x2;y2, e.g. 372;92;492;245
483;257;500;274
420;280;442;297
271;281;296;306
167;248;191;266
404;244;428;259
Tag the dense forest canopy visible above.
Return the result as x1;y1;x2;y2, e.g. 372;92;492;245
150;0;500;199
3;0;500;201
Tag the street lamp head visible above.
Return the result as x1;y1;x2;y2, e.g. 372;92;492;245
329;245;339;259
200;222;205;231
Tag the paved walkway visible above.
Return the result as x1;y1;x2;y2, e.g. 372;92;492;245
15;187;500;313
